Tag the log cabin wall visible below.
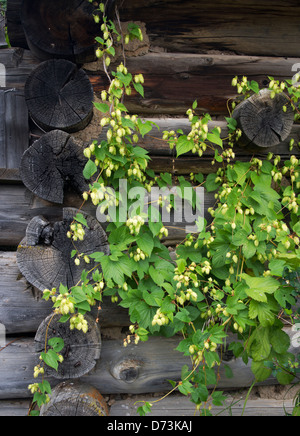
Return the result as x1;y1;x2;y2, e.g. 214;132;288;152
0;0;300;415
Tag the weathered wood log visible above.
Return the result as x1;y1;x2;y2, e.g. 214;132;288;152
1;47;298;116
0;331;299;399
3;115;300;183
233;89;295;148
20;0;113;64
24;60;94;133
16;208;110;291
40;381;109;416
0;89;29;180
0;252;131;335
119;0;300;58
0;185;217;248
20;130;89;204
8;0;300;58
35;314;101;379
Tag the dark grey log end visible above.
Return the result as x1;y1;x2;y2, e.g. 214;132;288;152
24;60;94;133
21;0;101;64
35;313;101;380
20;130;89;204
40;381;109;416
16;208;110;292
233;88;294;148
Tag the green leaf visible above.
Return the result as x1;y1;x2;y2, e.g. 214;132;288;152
270;329;290;354
48;337;64;353
136;233;154;257
251;360;272;382
247;327;271;362
83;159;98;179
241;274;279;302
41;349;60;371
204;173;222;192
149;265;164;286
93;102;110;113
71;286;87;303
133;82;144;97
207;130;223;148
249;80;260;94
176;135;194;157
249;300;275;326
74;213;88;228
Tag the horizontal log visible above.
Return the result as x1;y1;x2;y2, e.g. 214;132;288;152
0;331;299;399
1;48;299;115
8;0;300;58
119;0;300;58
0;252;130;334
0;185;215;248
88;53;300;115
2;117;300;183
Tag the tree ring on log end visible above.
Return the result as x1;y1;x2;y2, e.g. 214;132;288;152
35;313;101;379
21;0;112;64
40;381;109;416
20;130;89;204
25;60;94;133
233;88;294;148
17;208;110;292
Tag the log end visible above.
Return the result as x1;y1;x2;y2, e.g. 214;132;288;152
40;381;109;416
233;88;294;148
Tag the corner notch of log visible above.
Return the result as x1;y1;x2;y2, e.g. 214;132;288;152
20;130;89;204
233;88;294;149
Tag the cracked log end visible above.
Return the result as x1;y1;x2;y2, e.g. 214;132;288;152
40;381;109;416
20;130;89;204
35;313;101;380
16;208;110;292
25;59;94;133
233;88;294;148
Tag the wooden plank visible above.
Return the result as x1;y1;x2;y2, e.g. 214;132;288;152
0;89;29;180
110;395;295;417
0;332;298;399
119;0;300;58
0;399;30;416
0;252;130;334
0;396;295;416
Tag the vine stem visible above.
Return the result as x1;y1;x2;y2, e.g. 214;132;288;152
241;380;256;416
